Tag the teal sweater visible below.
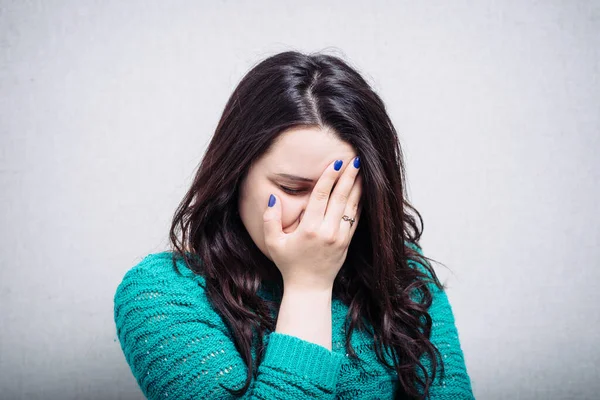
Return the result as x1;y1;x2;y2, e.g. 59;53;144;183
113;244;474;399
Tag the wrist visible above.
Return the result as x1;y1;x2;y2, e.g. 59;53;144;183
282;273;334;294
282;282;333;297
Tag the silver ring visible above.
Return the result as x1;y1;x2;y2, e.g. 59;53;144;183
342;215;355;228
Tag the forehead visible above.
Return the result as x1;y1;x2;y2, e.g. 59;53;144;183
261;126;356;173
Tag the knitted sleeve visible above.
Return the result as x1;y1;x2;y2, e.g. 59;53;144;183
406;242;476;399
113;253;344;400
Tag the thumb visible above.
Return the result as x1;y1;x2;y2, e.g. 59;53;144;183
263;193;283;243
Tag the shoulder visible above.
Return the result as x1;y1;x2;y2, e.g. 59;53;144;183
116;251;206;290
403;241;447;302
113;251;212;316
404;240;430;276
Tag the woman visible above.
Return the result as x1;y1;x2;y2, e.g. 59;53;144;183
114;51;475;399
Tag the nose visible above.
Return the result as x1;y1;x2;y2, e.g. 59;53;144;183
283;210;305;234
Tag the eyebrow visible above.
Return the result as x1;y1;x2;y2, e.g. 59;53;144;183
274;173;315;183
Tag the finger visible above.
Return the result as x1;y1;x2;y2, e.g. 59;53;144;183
323;156;361;235
263;193;283;249
341;201;362;242
338;173;363;239
299;159;344;232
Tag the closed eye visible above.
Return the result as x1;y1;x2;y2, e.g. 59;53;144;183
280;186;304;195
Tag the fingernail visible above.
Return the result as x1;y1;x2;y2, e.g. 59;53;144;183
268;194;276;207
354;156;360;169
334;160;343;171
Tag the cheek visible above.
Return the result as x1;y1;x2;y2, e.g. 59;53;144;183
240;175;266;209
243;186;271;230
254;183;272;211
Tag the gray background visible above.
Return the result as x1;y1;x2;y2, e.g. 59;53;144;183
1;1;598;399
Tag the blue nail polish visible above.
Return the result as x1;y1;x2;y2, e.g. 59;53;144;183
268;194;276;207
354;156;360;168
334;160;343;171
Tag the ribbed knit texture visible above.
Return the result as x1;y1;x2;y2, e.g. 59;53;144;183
113;243;474;399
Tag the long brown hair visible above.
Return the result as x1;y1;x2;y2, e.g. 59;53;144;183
169;50;447;399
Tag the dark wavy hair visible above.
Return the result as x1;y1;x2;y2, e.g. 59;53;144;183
168;50;447;399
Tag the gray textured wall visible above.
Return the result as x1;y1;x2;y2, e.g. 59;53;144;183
1;1;598;399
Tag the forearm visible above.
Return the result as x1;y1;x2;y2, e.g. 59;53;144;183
275;284;333;351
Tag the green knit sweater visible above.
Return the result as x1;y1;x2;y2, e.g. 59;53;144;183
113;243;474;399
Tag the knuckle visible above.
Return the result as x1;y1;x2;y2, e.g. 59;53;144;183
303;228;318;239
321;231;337;245
335;236;347;248
314;189;330;202
333;191;349;204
